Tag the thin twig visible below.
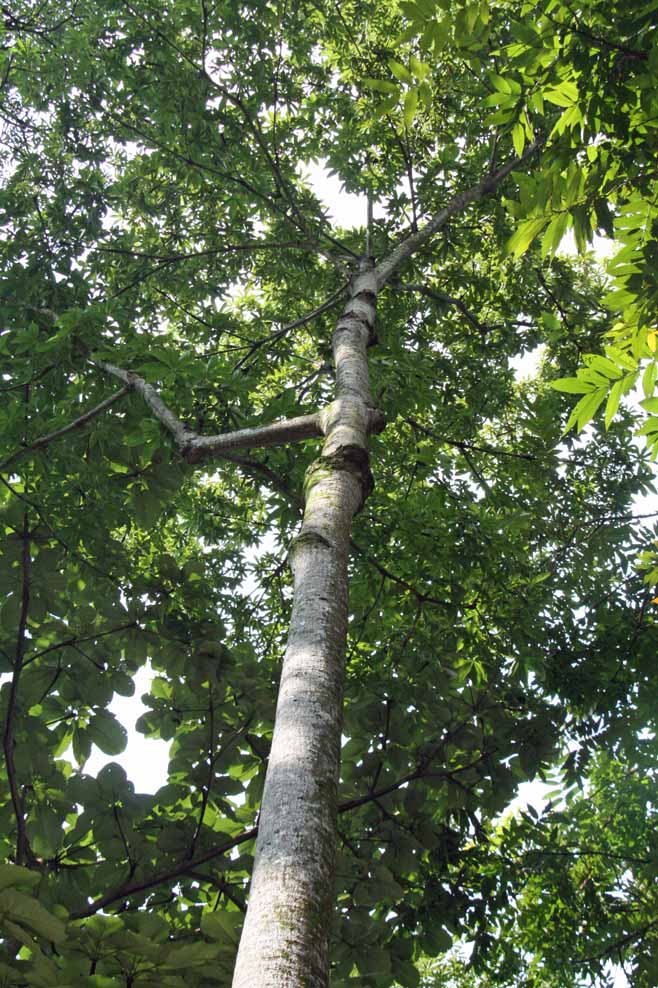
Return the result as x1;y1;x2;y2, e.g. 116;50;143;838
375;142;543;288
393;282;489;335
1;388;130;472
233;283;348;371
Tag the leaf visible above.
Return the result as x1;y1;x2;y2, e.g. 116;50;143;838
409;54;429;80
162;941;220;969
605;378;625;429
488;72;512;93
643;362;657;398
512;122;525;157
364;78;399;95
0;889;67;943
604;345;637;372
544;81;578;107
87;711;127;755
404;88;419;128
357;947;391;976
636;415;658;436
541;212;569;257
0;593;21;634
0;864;40;892
201;910;242;945
506;216;547;259
587;355;623;380
563;388;607;433
388;59;412;83
551;377;595;394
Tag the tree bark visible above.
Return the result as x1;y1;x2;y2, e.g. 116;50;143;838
231;262;378;988
231;149;542;985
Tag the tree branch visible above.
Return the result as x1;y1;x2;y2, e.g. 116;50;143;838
184;414;323;463
2;514;31;865
0;388;130;472
407;418;537;461
233;282;348;371
393;282;489;336
93;361;192;444
93;240;314;262
375;142;543;288
72;743;488;918
71;826;259;919
92;361;382;463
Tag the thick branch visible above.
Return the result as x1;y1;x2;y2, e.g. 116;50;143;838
93;362;381;464
92;361;192;446
184;413;323;463
0;388;130;472
375;142;542;288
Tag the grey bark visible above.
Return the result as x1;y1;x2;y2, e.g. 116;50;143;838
94;360;373;460
231;265;379;988
231;146;544;986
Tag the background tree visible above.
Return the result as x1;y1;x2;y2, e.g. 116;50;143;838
0;0;656;986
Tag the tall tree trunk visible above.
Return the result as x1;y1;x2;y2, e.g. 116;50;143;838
231;151;539;985
231;261;379;988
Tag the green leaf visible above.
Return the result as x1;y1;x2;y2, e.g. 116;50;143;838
541;213;569;256
409;55;429;80
404;88;419;128
643;361;657;398
0;864;40;892
87;711;127;755
512;122;525;157
586;355;623;380
574;388;608;430
201;910;242;945
636;415;658;436
551;377;595;394
162;941;220;969
506;216;548;259
0;889;67;943
604;345;637;372
605;378;625;429
0;594;21;634
544;81;579;107
388;59;413;83
357;947;391;976
364;78;399;95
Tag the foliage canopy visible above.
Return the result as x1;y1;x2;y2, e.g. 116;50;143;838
0;0;657;985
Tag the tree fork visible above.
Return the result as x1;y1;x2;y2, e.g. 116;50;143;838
231;262;379;988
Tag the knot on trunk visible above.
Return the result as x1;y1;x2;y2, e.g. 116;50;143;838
304;446;374;512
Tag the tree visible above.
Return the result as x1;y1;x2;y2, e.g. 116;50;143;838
0;0;656;986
